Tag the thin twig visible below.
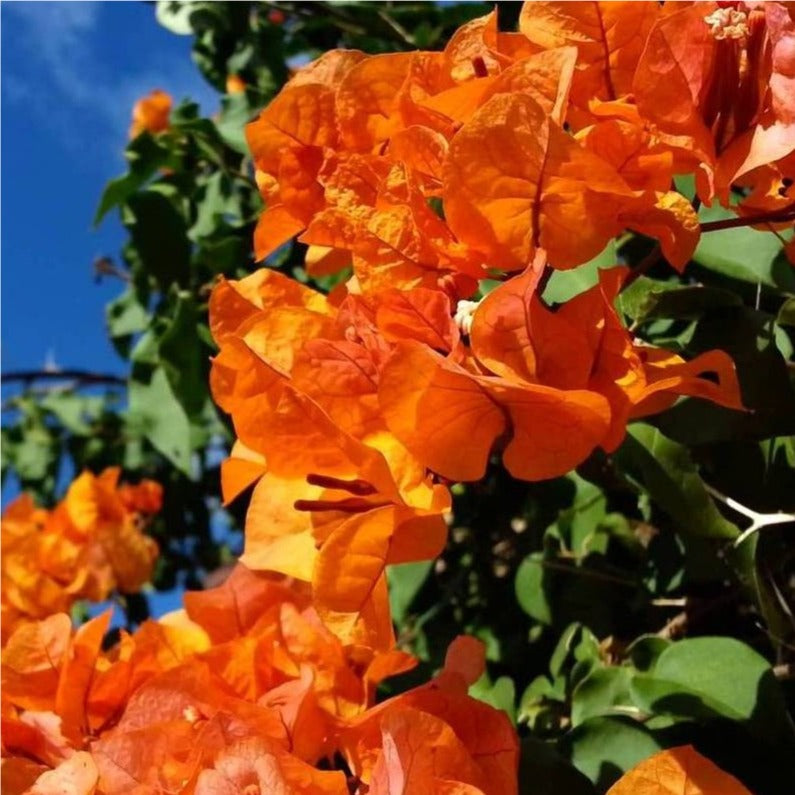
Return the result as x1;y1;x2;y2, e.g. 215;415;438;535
651;597;688;608
376;9;415;47
700;208;795;233
3;370;126;387
657;607;690;640
656;591;739;640
93;256;130;284
537;559;637;588
621;205;793;292
620;243;662;292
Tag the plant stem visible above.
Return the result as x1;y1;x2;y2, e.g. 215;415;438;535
3;369;126;387
700;208;795;233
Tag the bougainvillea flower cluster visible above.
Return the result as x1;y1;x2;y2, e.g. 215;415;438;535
1;564;519;795
3;2;792;792
1;563;747;795
246;2;794;277
1;469;160;642
204;0;795;643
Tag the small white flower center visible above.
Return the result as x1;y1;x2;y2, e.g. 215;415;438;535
182;705;200;723
454;299;480;336
704;7;749;41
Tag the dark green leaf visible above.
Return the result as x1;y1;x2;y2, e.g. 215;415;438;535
519;738;597;795
616;424;740;539
560;716;661;789
125;190;191;289
129;367;193;476
544;241;617;304
694;204;791;290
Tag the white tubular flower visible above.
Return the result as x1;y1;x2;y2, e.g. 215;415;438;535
454;299;481;336
704;7;749;41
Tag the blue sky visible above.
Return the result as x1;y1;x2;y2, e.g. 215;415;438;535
2;1;217;378
2;2;225;616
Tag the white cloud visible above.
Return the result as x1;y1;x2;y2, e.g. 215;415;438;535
6;1;102;106
3;1;219;160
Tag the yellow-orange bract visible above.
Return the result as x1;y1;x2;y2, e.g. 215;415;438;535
1;564;519;795
129;89;172;138
209;269;451;650
607;746;753;794
1;469;160;642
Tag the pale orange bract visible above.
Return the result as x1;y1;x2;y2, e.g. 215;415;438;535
607;746;753;794
129;89;172;138
225;74;247;94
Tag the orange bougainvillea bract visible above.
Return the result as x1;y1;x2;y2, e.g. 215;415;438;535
1;564;518;795
606;746;753;795
129;88;173;138
1;468;160;642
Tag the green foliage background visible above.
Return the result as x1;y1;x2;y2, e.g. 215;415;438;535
3;3;795;792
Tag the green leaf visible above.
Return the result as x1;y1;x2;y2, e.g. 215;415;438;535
654;307;795;444
215;92;256;154
627;635;671;672
155;0;208;34
694;204;792;290
190;172;242;240
129;367;193;476
106;289;150;357
195;231;252;275
515;552;552;624
630;637;795;754
40;394;104;435
616;423;740;539
571;666;636;727
615;276;679;321
560;716;661;790
621;282;742;324
387;560;432;625
543;241;617;304
95;134;173;224
470;673;516;722
519;675;559;726
125;190;191;289
778;298;795;327
159;294;207;418
9;426;58;484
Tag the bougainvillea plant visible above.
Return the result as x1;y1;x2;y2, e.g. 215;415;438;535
3;1;795;793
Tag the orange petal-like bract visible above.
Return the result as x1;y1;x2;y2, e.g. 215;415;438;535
1;563;517;795
129;89;172;138
607;746;753;795
1;470;161;641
